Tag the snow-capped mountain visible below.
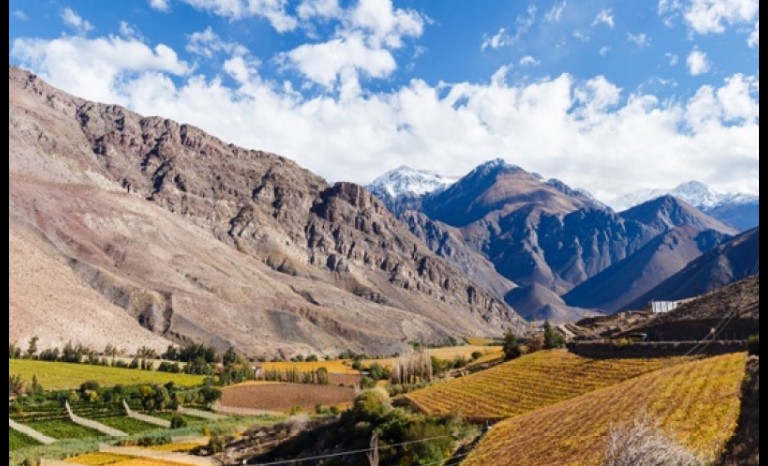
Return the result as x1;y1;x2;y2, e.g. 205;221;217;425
608;181;758;231
366;166;458;216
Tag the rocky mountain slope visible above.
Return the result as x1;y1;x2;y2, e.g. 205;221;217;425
8;66;526;356
563;225;730;313
624;227;759;310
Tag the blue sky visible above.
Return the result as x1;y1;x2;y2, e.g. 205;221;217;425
8;0;759;201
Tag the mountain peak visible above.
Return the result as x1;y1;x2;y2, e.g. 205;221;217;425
366;166;457;198
466;158;522;178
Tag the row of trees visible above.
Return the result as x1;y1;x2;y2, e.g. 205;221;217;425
503;320;566;361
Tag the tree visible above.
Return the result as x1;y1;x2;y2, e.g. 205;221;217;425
502;329;522;361
25;336;39;359
543;320;565;349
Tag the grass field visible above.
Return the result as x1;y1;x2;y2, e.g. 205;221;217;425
148;412;203;425
25;419;105;440
9;360;206;390
9;429;41;451
262;360;359;374
465;337;498;346
96;416;159;434
405;350;691;421
463;352;747;466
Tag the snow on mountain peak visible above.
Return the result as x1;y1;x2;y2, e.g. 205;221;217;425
608;180;758;211
367;166;458;198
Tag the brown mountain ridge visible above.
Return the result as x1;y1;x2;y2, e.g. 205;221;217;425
8;66;526;357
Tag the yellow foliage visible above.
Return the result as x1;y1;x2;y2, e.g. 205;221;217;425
462;352;746;466
405;349;692;421
64;452;133;465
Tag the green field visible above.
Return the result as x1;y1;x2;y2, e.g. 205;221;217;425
150;411;203;424
96;416;159;434
9;359;206;389
25;419;105;440
9;429;40;451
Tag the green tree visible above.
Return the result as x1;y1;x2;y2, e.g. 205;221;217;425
25;336;39;359
543;320;565;349
502;329;522;361
9;375;25;397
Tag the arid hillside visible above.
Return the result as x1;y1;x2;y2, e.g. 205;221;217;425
9;66;526;357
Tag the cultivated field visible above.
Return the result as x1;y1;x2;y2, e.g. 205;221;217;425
220;382;356;412
463;352;747;466
263;360;359;374
24;419;105;440
9;360;206;389
405;350;690;420
96;417;158;434
9;430;40;451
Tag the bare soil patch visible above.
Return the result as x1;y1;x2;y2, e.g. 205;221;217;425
220;383;355;412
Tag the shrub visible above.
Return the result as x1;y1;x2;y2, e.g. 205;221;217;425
747;334;758;355
170;414;187;428
471;351;483;360
543;320;565;349
602;415;702;466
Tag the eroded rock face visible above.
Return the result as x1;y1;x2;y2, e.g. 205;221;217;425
9;66;525;356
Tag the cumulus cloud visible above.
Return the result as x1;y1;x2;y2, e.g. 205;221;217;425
687;48;710;75
659;0;758;35
281;0;424;96
482;5;537;51
61;7;93;34
12;10;27;21
12;36;188;104
626;32;650;47
179;0;298;32
599;46;610;56
297;0;342;21
149;0;170;11
11;34;759;201
592;9;614;28
186;27;245;58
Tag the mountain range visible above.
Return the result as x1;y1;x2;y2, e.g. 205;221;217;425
366;161;756;321
9;66;526;357
9;66;759;359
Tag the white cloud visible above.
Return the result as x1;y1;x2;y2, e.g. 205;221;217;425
686;48;710;75
573;30;590;41
665;52;679;65
481;5;537;51
545;0;566;22
519;55;541;67
658;0;758;35
179;0;298;32
12;10;28;21
297;0;341;21
626;32;650;47
592;9;614;28
61;7;93;34
149;0;170;11
281;0;424;96
748;21;758;47
11;34;759;203
684;0;758;34
490;65;513;86
119;22;141;40
12;36;188;105
598;46;610;56
186;27;245;58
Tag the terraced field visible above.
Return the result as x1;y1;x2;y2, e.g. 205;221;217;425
96;416;159;434
24;419;105;440
405;350;690;421
9;429;40;451
10;360;206;389
463;352;747;466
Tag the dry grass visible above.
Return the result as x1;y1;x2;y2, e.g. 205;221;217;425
405;349;691;421
9;359;205;389
147;441;208;453
64;452;134;465
462;352;746;466
465;337;498;345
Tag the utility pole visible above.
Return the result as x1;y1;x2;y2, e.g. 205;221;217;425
367;434;379;466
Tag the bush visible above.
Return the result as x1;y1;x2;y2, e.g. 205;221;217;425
471;351;483;360
747;334;758;355
543;320;565;349
170;414;188;428
602;415;702;466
